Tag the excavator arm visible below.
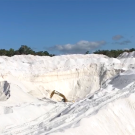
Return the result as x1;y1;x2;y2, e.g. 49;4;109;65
50;90;68;102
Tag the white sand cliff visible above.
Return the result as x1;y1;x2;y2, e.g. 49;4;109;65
0;52;135;135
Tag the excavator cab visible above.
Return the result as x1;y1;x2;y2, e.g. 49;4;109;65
50;90;68;102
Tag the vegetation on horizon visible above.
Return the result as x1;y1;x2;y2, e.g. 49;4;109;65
1;45;135;58
0;45;55;57
93;48;135;58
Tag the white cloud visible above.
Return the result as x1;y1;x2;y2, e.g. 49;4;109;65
114;40;131;45
51;40;106;54
112;35;124;40
123;48;129;50
119;40;131;45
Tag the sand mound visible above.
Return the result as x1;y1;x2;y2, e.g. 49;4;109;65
1;53;135;135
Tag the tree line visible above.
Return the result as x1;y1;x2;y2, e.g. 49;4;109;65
93;48;135;58
0;45;55;57
1;45;135;58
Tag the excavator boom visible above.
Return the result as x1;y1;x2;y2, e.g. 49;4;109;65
50;90;68;102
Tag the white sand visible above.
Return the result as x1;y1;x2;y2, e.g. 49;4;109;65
0;52;135;135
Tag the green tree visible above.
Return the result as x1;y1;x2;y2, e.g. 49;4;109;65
18;45;33;55
85;51;89;54
0;49;7;56
7;48;15;56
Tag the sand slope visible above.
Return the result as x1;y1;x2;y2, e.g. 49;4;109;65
0;52;135;135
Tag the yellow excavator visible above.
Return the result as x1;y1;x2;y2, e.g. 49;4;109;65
50;90;68;102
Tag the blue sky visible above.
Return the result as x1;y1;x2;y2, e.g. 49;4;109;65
0;0;134;54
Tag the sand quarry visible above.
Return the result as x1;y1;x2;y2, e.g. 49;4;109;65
1;52;135;135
